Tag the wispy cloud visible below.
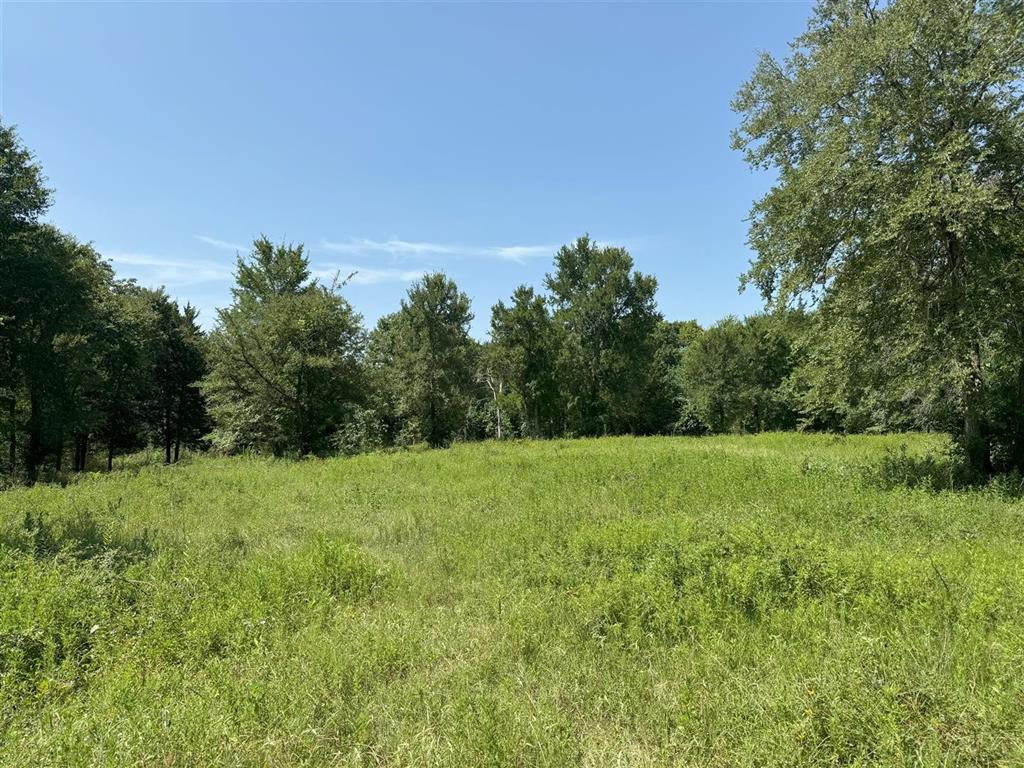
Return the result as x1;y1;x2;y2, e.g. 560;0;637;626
311;264;428;286
487;245;552;260
320;238;555;264
194;234;247;252
105;252;233;287
320;238;458;257
106;247;425;291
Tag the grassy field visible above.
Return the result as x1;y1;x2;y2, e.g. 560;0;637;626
1;433;1023;766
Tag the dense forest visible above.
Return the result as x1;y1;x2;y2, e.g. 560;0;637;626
1;0;1022;483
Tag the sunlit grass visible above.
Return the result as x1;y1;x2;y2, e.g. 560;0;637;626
2;433;1022;766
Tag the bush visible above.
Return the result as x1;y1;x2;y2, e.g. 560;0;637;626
862;443;962;491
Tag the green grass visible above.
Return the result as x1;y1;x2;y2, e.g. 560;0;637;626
2;433;1023;766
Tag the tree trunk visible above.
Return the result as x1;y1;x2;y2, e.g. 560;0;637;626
164;407;172;465
26;383;44;482
1015;356;1024;473
962;341;992;476
54;426;64;473
7;397;15;476
107;437;114;472
173;388;184;463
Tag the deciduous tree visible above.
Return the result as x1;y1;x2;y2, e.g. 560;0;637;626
546;235;663;436
733;0;1024;472
204;238;364;456
366;273;476;447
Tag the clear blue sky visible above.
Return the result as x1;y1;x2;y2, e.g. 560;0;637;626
2;1;811;336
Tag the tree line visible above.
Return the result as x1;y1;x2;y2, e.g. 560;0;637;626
1;128;207;481
2;0;1021;482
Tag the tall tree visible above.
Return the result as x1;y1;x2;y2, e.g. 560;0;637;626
679;317;749;434
0;123;53;476
0;122;50;237
649;319;703;434
489;285;562;437
204;238;364;456
90;281;163;471
546;235;663;436
367;273;476;448
147;294;208;464
733;0;1024;472
680;314;801;434
3;226;112;479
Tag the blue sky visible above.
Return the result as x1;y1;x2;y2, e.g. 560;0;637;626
2;1;811;336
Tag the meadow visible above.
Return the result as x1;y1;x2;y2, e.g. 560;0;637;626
1;433;1023;766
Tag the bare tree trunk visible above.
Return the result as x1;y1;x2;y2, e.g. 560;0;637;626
54;428;63;473
7;397;15;476
173;388;183;463
492;379;502;440
26;384;44;482
107;437;114;472
963;341;991;476
164;407;172;465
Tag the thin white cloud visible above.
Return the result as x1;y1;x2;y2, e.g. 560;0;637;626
107;248;424;291
311;264;428;286
320;238;458;257
105;252;233;287
320;238;555;264
194;234;247;252
486;245;553;260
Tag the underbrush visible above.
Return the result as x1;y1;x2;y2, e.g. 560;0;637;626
567;519;1021;646
0;506;395;738
861;441;1024;501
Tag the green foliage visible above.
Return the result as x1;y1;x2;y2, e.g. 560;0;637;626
88;282;167;467
783;306;959;433
145;299;208;463
1;434;1023;764
862;443;963;491
366;273;477;447
488;285;561;437
0;121;50;237
546;235;665;436
0;122;53;477
680;312;801;433
733;0;1024;472
1;225;114;477
647;319;702;434
1;125;208;479
204;238;365;456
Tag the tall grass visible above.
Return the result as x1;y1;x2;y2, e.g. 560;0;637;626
1;433;1022;766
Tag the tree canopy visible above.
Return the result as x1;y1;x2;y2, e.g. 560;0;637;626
366;273;477;448
733;0;1024;472
204;239;365;456
546;235;665;436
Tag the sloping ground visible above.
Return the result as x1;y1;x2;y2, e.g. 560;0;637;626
1;433;1022;766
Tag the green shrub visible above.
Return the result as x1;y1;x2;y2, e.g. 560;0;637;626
863;442;965;491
